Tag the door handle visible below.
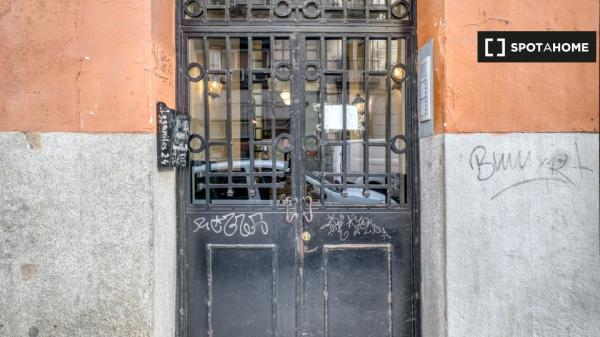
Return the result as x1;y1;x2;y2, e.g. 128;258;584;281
303;195;313;223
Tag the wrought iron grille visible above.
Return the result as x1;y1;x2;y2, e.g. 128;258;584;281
301;35;408;207
186;34;294;206
182;0;412;23
178;0;416;208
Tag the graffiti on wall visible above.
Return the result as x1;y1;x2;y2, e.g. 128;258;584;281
468;141;595;200
320;213;391;241
193;213;269;237
152;41;174;88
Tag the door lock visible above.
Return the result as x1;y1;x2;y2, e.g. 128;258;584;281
302;231;311;242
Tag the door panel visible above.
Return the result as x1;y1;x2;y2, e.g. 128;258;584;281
209;245;275;337
298;32;415;337
326;245;391;337
186;211;297;337
178;4;418;336
301;212;414;337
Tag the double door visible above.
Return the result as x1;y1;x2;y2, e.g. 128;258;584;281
178;30;418;337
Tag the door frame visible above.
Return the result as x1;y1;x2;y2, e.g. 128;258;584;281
173;2;421;336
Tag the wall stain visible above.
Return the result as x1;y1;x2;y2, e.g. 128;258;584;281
24;132;42;152
28;326;39;337
20;263;36;281
0;1;11;20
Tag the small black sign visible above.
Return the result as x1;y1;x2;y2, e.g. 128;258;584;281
157;102;190;168
478;31;596;62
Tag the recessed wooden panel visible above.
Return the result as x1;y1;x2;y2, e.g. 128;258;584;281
324;244;392;337
208;244;277;337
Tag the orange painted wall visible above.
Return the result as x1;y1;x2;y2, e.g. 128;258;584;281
418;0;599;133
1;0;597;133
0;0;175;133
417;0;446;134
151;0;176;109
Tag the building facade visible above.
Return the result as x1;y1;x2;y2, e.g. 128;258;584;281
0;1;598;337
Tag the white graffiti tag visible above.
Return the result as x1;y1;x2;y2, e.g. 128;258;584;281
193;213;269;237
320;213;391;241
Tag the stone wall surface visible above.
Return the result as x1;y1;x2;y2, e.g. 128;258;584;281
419;135;447;337
420;132;600;337
0;132;176;337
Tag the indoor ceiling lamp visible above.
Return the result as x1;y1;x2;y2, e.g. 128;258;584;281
351;93;366;114
207;79;224;98
390;64;406;90
280;89;291;106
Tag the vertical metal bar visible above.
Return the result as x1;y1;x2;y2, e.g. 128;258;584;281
175;24;189;337
341;35;348;195
291;33;302;204
270;35;277;206
206;246;214;337
271;246;278;337
248;35;256;199
225;0;230;21
226;35;234;195
323;247;329;337
406;35;414;206
408;29;423;337
319;35;326;204
247;0;251;21
385;35;392;205
203;35;212;206
182;35;191;202
363;36;370;194
293;36;305;337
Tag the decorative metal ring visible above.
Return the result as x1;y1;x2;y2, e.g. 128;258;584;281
274;62;292;81
186;63;205;82
275;133;292;153
301;0;320;19
391;0;410;19
188;134;206;153
303;62;320;81
389;62;407;83
302;134;321;151
274;0;293;17
184;0;204;18
390;134;407;154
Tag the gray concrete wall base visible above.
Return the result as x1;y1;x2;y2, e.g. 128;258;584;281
420;133;600;337
2;131;598;337
0;132;176;337
419;135;448;337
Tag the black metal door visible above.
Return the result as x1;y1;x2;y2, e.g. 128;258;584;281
177;2;418;337
296;32;417;337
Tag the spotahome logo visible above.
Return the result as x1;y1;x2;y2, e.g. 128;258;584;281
478;31;596;62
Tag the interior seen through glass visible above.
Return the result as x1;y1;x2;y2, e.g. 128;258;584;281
188;36;406;205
